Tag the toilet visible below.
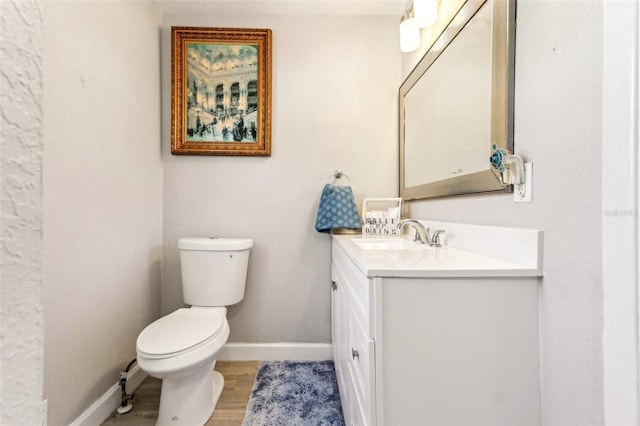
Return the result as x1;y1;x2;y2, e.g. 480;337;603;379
136;237;252;426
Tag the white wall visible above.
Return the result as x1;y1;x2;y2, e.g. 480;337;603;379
42;1;163;424
0;1;45;424
161;14;400;343
602;0;640;423
404;0;605;424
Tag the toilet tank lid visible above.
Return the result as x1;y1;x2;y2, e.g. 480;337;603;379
178;237;253;251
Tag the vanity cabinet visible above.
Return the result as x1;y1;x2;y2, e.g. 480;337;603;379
332;245;376;426
331;237;541;426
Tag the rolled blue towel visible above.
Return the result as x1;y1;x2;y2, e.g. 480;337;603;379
315;184;362;234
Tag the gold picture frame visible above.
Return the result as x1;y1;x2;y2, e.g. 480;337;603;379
171;27;272;156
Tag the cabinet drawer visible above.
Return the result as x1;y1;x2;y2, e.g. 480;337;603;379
348;303;374;425
332;241;371;333
348;378;368;426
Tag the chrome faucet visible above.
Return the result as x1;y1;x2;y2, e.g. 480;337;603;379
398;219;429;244
398;219;445;247
430;229;445;247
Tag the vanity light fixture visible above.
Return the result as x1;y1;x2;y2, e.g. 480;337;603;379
399;7;420;52
399;0;439;53
413;0;439;28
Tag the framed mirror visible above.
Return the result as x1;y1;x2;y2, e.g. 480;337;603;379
399;0;516;200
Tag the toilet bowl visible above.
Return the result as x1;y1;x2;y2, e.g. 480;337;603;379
136;237;252;426
137;307;230;426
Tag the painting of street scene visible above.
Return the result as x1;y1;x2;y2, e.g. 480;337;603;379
186;42;258;143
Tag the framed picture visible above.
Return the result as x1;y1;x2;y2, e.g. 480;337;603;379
171;27;272;156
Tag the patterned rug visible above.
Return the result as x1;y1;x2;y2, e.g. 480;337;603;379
242;361;345;426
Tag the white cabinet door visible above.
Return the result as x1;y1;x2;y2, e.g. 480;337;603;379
332;243;376;426
332;267;352;425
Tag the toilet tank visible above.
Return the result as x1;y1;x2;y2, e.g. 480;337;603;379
178;237;253;307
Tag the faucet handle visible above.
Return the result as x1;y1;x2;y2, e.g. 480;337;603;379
430;230;445;247
412;228;424;243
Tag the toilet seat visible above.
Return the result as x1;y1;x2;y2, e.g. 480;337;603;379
137;308;225;359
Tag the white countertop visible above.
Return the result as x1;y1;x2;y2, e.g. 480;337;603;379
333;234;544;278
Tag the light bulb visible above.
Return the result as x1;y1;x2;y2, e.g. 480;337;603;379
399;17;420;52
413;0;438;28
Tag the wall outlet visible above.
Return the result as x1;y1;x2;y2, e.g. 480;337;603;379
514;162;533;203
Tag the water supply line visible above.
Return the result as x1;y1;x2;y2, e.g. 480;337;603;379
117;358;137;414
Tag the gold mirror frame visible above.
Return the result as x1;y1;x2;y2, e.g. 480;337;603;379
399;0;516;200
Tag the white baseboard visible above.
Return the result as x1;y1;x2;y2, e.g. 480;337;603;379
70;343;332;425
218;342;333;361
70;363;147;426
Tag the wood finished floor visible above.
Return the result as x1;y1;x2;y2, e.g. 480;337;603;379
101;361;261;426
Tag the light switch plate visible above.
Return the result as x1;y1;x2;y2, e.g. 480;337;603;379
514;162;532;203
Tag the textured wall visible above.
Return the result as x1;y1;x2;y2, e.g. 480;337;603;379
404;0;605;424
161;14;400;343
0;0;45;425
42;1;162;424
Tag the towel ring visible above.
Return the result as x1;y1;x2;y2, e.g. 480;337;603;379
329;170;351;186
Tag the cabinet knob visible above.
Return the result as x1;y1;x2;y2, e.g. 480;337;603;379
331;281;337;291
352;348;360;360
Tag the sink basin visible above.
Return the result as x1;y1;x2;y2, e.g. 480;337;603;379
351;238;427;250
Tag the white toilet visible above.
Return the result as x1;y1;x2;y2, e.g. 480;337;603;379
136;237;252;426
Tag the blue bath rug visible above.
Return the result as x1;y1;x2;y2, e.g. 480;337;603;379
242;361;345;426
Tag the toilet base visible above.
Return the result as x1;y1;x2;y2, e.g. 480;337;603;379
155;363;224;426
